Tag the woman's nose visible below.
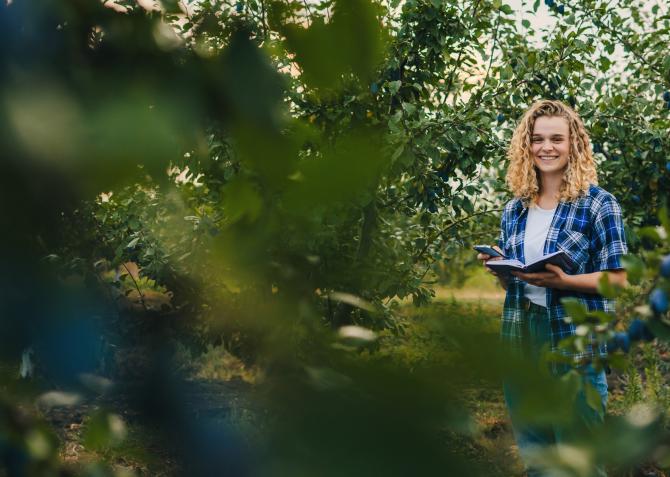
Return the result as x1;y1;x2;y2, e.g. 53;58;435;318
540;142;555;151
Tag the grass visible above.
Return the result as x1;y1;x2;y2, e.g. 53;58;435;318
433;265;506;303
7;265;669;476
378;288;525;476
393;274;670;477
71;420;178;476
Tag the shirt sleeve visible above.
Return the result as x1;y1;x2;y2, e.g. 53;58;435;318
591;194;628;271
498;202;508;251
498;201;511;253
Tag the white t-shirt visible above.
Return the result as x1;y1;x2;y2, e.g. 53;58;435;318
523;204;557;307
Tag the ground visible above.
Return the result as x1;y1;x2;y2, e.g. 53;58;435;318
7;267;670;476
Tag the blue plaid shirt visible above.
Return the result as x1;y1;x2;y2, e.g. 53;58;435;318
497;184;628;365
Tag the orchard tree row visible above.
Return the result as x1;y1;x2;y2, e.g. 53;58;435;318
1;0;670;474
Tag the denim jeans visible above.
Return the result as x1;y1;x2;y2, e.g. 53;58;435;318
502;299;608;477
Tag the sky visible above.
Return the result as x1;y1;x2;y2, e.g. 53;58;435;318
509;0;558;41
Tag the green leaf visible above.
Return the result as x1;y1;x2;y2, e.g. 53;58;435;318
527;51;536;68
499;4;513;14
25;429;55;459
662;55;670;76
586;310;613;324
279;0;386;91
647;318;670;341
658;206;670;240
522;19;531;28
607;353;628;370
638;226;662;245
584;381;605;416
391;145;405;161
621;254;645;285
597;272;619;299
388;80;402;95
533;0;540;12
462;198;474;214
284;129;388;210
559;369;582;400
159;0;182;14
500;64;513;81
83;410;127;451
126;236;140;249
328;292;376;312
221;177;263;224
402;102;417;114
561;297;587;323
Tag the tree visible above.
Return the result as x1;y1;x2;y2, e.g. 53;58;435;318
2;0;670;474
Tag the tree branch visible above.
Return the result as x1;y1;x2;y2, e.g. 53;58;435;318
412;206;505;263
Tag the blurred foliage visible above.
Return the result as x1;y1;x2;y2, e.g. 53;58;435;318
2;0;670;475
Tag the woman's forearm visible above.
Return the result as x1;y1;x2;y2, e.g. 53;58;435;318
562;270;627;294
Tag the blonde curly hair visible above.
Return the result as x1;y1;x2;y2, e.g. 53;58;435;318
505;99;598;206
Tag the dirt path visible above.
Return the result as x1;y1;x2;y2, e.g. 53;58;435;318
40;378;257;475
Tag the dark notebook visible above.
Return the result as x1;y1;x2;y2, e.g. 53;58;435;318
485;250;575;277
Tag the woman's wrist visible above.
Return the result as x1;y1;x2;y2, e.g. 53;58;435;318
559;273;576;291
497;275;509;290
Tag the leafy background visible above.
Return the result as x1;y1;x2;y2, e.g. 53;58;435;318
1;0;670;475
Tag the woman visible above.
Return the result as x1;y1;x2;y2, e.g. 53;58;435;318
477;99;628;476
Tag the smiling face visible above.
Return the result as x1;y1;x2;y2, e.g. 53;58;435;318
530;115;570;176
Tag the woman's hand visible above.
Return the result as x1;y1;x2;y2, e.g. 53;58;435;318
477;245;504;278
511;263;571;290
478;245;508;291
